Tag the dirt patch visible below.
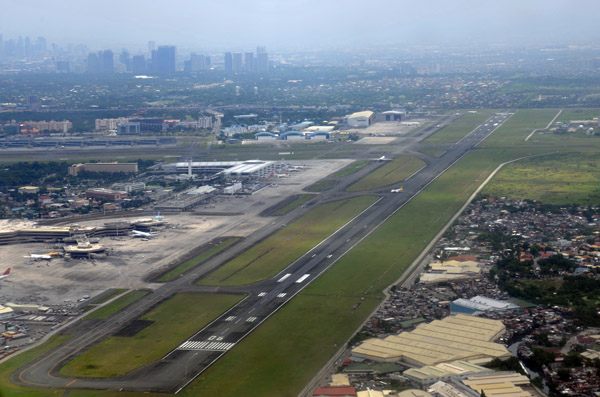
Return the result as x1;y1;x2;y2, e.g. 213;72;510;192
114;319;155;337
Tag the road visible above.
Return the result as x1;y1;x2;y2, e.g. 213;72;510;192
12;112;513;393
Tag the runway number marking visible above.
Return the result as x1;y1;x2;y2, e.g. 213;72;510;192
225;316;236;321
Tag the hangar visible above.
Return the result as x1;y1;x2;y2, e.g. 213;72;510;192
347;111;374;128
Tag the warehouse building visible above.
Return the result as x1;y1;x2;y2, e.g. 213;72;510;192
351;314;509;367
86;188;129;201
403;360;489;387
68;162;138;176
451;296;518;315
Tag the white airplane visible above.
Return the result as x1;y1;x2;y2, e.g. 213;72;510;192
23;253;52;260
131;230;156;238
0;268;10;280
391;187;403;193
377;156;391;161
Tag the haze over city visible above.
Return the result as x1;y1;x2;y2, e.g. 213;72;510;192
2;0;600;50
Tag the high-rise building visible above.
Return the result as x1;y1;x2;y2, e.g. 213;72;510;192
190;54;206;72
150;50;158;74
36;36;46;57
132;55;146;74
119;50;131;72
257;46;266;54
100;50;114;73
245;52;254;72
205;55;211;69
87;52;100;73
157;45;176;74
148;41;156;53
257;51;269;73
233;52;243;72
224;52;232;71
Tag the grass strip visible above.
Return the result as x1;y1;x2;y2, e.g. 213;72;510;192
84;290;149;320
425;112;493;143
61;293;242;378
347;156;425;192
272;194;314;216
199;196;378;286
157;238;240;282
92;289;128;304
334;160;369;177
305;179;336;192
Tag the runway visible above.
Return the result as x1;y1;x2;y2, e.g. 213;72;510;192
11;112;513;393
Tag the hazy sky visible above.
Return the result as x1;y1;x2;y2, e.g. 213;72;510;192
2;0;600;51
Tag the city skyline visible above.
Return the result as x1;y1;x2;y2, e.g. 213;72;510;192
2;0;600;51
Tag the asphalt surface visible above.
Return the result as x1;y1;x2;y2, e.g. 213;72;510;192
11;112;513;393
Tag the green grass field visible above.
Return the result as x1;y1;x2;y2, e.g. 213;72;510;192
482;152;600;205
198;196;378;286
481;109;559;147
334;160;370;177
347;156;425;192
61;293;243;378
557;109;600;123
272;194;314;216
157;238;240;282
84;290;149;320
425;111;493;143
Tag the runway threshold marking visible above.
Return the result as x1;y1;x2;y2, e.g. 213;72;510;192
258;292;267;297
224;316;236;321
277;293;287;298
277;273;292;282
246;317;257;322
178;341;235;351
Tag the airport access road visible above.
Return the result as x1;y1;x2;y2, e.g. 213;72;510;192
12;112;512;393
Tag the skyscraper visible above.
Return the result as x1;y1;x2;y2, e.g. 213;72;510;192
87;53;100;73
100;50;114;73
257;51;269;73
245;52;254;72
132;55;146;74
224;52;232;72
233;52;243;72
157;45;176;74
148;41;156;53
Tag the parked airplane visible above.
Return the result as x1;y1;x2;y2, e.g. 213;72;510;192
131;230;156;238
0;268;11;280
23;253;52;260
